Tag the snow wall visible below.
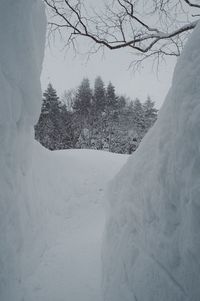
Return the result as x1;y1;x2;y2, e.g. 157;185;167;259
0;1;46;300
103;22;200;301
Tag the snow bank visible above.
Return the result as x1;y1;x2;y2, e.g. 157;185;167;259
0;1;46;300
103;22;200;301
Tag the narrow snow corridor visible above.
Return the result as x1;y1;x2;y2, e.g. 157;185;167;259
24;204;104;301
22;144;128;301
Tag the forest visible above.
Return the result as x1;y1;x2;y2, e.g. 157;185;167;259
35;77;158;153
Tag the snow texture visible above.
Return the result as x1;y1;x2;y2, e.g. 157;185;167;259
102;21;200;301
0;1;46;300
22;146;128;301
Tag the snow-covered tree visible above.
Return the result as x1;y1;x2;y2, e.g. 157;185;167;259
143;96;158;132
61;88;76;112
35;83;75;150
73;78;92;119
36;78;157;153
73;78;93;147
106;82;118;110
132;98;145;139
93;76;106;113
35;83;60;149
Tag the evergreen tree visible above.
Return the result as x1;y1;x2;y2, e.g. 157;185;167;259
35;83;61;150
104;82;116;151
35;80;158;154
132;98;145;137
106;82;118;110
58;104;80;149
118;95;126;111
73;78;93;148
93;76;106;113
89;77;107;149
41;83;61;114
73;78;92;119
143;96;158;132
35;83;75;150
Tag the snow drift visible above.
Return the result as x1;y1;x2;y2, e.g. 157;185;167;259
103;22;200;301
0;1;46;300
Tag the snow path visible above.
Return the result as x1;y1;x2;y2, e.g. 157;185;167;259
23;145;128;301
25;205;104;301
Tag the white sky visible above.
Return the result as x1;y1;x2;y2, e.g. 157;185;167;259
41;45;176;108
41;1;178;109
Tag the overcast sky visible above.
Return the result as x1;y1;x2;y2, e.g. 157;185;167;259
41;45;176;108
41;1;177;109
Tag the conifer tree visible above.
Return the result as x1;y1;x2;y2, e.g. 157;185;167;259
35;80;158;154
73;78;93;147
35;83;61;150
132;98;145;138
73;78;92;119
93;76;106;113
35;83;76;150
143;96;158;132
104;82;119;151
106;82;118;111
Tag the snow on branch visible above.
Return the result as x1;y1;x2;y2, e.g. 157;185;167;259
44;0;199;67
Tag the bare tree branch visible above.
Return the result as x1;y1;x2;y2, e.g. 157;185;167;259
43;0;200;67
183;0;200;9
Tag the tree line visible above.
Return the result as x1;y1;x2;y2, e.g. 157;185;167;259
35;77;158;154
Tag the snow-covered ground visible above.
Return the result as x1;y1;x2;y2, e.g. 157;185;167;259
22;143;128;301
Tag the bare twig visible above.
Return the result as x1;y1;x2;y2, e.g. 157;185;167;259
43;0;199;67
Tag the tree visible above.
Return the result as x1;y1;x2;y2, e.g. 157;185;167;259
118;96;126;111
35;83;76;150
106;82;118;110
58;104;80;148
91;76;107;149
132;98;145;137
41;82;60;115
61;89;76;112
104;82;119;151
73;78;93;147
35;83;61;150
117;98;144;153
93;76;106;113
73;78;92;118
44;0;200;68
143;96;158;132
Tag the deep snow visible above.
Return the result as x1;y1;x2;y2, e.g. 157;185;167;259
102;21;200;301
22;144;128;301
0;1;46;300
0;1;128;300
1;0;200;300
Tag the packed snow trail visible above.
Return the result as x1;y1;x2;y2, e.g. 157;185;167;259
22;144;128;301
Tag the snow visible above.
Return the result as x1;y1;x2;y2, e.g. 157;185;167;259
102;21;200;301
22;145;128;301
0;1;46;300
0;1;127;300
1;0;200;300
